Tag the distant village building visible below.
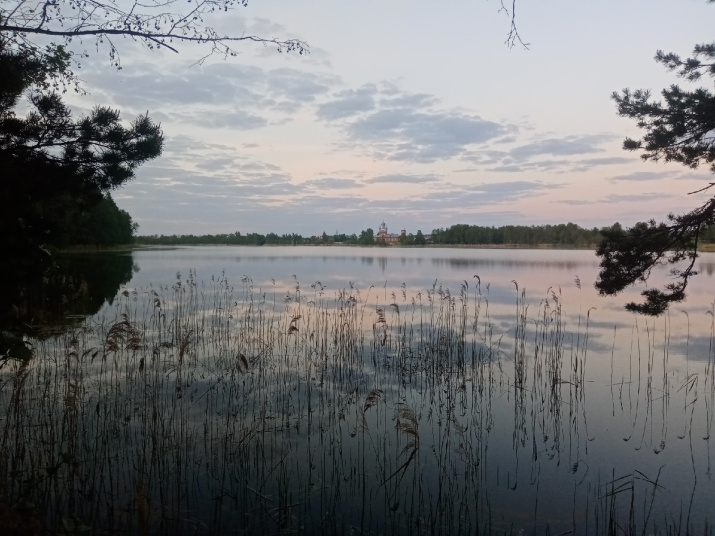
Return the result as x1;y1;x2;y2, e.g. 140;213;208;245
374;221;405;244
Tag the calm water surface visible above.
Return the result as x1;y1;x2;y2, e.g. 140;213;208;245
2;246;714;535
128;245;715;368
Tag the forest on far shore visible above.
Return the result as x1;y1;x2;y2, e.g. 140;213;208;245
133;222;715;248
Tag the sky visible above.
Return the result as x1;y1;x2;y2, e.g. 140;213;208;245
63;0;714;237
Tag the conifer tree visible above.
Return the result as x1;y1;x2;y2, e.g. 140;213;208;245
596;42;715;314
0;41;162;277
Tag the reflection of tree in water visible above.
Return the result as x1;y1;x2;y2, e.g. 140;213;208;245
1;251;135;360
700;262;715;277
44;252;136;319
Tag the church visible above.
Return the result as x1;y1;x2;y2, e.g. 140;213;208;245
374;221;405;244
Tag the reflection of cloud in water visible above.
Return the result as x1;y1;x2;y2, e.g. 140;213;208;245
667;335;714;362
9;248;715;534
431;256;585;271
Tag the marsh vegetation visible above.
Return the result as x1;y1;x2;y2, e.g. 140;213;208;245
1;247;714;535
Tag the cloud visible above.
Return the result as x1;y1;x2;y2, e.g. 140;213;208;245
195;157;241;172
172;110;268;130
234;161;282;172
423;180;561;205
461;137;628;174
677;172;715;182
576;156;634;167
347;108;510;163
82;60;338;127
117;135;380;234
315;82;514;163
472;181;558;195
557;191;672;205
317;168;367;179
509;134;615;162
364;173;440;184
302;177;363;190
607;171;672;182
485;156;625;174
85;62;265;107
73;28;689;237
603;193;670;203
122;130;565;236
379;93;438;109
350;109;503;143
132;135;302;200
468;181;562;203
266;68;335;103
317;85;377;120
554;199;596;206
486;159;574;173
460;150;509;166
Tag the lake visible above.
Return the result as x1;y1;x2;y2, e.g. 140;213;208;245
2;246;714;535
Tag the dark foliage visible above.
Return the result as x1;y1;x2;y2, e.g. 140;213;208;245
358;228;375;246
430;222;601;247
0;41;162;277
136;232;292;246
0;42;161;360
596;41;715;315
63;194;138;246
1;251;135;363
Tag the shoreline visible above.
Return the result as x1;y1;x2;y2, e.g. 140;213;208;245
57;242;715;253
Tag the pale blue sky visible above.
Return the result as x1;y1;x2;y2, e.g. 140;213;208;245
67;0;714;236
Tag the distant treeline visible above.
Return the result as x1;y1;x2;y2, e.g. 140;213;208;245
430;223;602;247
136;232;311;246
135;222;715;248
428;222;715;246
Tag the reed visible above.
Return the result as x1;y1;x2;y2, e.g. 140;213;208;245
0;272;712;535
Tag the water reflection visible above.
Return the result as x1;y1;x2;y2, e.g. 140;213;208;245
2;247;715;534
2;269;712;534
700;261;715;276
1;251;136;360
53;252;137;317
430;256;584;270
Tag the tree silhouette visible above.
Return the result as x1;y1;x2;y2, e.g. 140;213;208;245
1;41;162;274
0;41;162;360
596;41;715;315
1;0;307;77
